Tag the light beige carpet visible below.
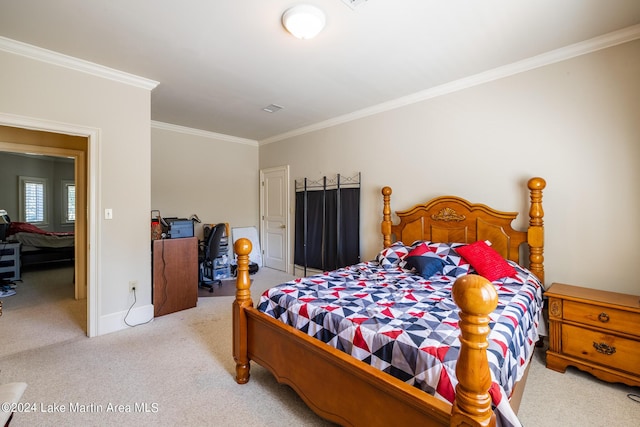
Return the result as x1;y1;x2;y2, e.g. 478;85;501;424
0;264;85;359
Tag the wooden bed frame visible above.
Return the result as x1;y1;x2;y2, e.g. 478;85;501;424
233;177;546;427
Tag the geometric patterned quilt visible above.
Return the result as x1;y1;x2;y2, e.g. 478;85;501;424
257;259;543;427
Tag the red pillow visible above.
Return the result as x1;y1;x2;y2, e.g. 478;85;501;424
456;241;517;282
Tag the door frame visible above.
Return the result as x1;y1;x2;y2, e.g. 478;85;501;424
0;113;99;337
259;165;290;274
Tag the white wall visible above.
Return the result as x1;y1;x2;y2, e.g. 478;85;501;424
150;125;260;239
0;49;154;334
260;39;640;294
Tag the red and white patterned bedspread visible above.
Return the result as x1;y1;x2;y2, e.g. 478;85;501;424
8;222;74;248
257;260;543;427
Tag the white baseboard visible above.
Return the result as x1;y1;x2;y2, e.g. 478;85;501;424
97;303;154;336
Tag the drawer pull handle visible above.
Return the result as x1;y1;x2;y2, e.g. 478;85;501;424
593;342;616;355
597;312;610;323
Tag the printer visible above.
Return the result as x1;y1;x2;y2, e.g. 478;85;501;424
164;218;194;239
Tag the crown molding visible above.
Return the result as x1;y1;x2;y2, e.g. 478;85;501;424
260;24;640;145
0;36;159;91
151;121;258;146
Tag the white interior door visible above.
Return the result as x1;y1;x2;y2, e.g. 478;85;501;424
260;166;289;273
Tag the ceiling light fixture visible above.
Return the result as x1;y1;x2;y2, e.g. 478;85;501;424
282;5;326;40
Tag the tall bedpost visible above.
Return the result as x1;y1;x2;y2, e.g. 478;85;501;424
381;186;393;248
233;238;253;384
451;274;498;427
527;177;546;284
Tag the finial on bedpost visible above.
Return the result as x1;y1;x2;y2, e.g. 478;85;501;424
451;274;498;427
527;177;546;284
381;186;393;248
233;238;253;384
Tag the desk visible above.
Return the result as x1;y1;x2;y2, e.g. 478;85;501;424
152;237;197;317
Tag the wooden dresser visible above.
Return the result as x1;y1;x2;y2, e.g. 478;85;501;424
546;282;640;387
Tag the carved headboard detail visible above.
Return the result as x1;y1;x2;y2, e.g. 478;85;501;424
431;207;466;222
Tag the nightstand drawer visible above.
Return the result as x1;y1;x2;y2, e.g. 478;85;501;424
562;324;640;376
563;300;640;337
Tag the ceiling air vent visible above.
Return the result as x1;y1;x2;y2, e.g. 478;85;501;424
262;104;283;113
341;0;368;10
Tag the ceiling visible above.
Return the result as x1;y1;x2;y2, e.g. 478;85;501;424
1;0;640;143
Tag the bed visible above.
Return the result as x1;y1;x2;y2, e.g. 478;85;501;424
232;177;546;427
7;221;75;267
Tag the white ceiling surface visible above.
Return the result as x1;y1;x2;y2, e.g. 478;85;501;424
1;1;640;143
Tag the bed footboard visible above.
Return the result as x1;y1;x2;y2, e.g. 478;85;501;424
232;238;498;427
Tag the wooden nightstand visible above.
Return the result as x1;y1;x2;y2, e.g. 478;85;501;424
545;283;640;387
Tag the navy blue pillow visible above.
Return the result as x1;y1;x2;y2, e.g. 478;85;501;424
404;256;445;279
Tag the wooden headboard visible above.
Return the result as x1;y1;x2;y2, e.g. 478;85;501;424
381;177;546;283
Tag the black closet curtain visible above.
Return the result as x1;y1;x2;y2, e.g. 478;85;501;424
294;187;360;271
294;190;323;269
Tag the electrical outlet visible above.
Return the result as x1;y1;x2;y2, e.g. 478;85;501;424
129;280;138;292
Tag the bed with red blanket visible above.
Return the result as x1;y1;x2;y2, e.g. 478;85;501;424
7;222;74;267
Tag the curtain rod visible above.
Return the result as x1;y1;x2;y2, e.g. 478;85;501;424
295;172;361;191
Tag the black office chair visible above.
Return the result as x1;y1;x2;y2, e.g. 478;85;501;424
198;223;226;292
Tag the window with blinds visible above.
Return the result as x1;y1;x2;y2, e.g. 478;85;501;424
19;176;48;224
63;180;76;222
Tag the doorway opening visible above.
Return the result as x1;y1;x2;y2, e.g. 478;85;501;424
0;124;89;340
